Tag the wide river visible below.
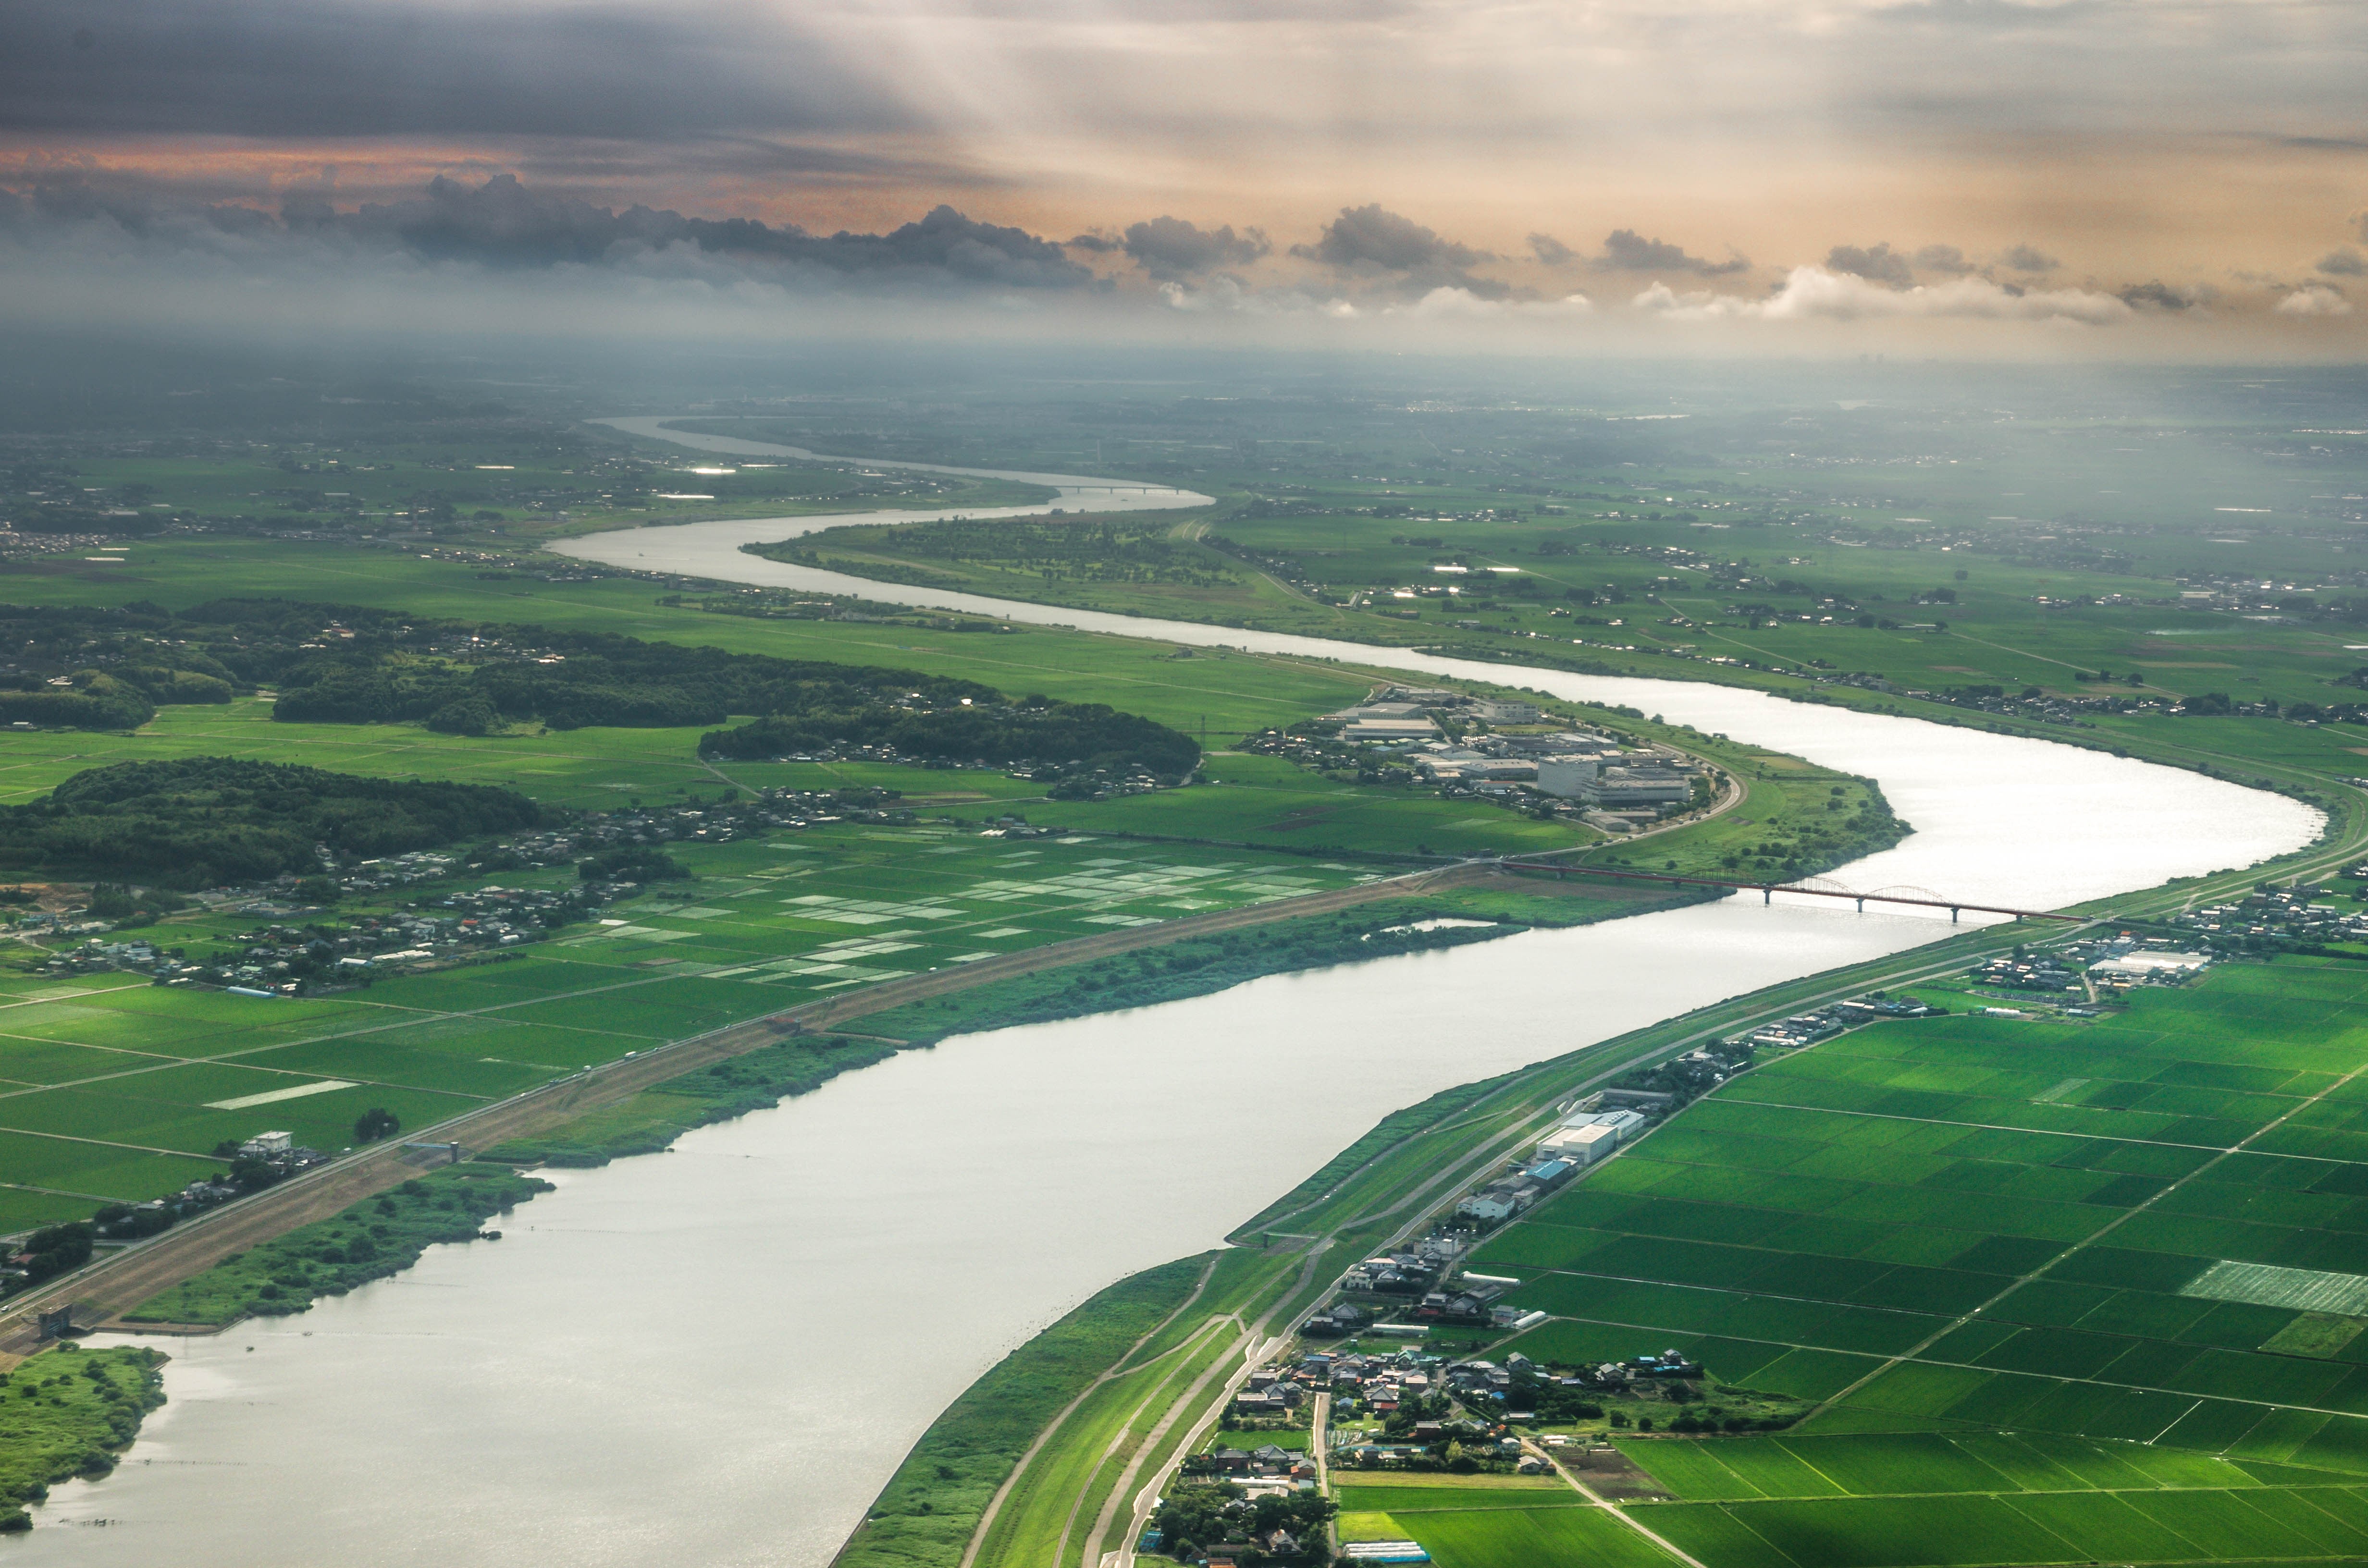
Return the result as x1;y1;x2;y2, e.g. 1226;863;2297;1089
13;422;2320;1566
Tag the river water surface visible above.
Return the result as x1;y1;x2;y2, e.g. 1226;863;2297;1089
10;421;2321;1566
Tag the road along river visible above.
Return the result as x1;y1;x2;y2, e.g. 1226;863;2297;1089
7;423;2319;1567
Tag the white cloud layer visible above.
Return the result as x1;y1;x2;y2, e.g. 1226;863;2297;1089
1633;267;2132;325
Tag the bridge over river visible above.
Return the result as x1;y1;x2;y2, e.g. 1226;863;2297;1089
1499;856;2092;924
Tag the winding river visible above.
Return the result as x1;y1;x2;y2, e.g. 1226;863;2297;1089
9;422;2319;1567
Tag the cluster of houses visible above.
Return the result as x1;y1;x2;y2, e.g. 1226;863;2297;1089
333;849;460;896
1198;1440;1317;1492
1971;952;2086;993
1336;1234;1463;1297
35;935;165;978
1973;935;2215;1000
2170;882;2367;954
72;1130;327;1254
1303;1348;1452;1423
1743;1008;1850;1050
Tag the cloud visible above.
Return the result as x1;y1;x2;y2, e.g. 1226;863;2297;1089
0;0;906;143
1;169;1098;291
1825;242;1914;288
1114;216;1269;281
1528;232;1577;267
1290;203;1505;295
1594;229;1749;275
1998;245;2060;273
2319;247;2367;277
1633;266;2131;324
1912;244;1973;276
1294;203;1489;270
1390;286;1591;318
2278;284;2353;317
2117;279;2196;311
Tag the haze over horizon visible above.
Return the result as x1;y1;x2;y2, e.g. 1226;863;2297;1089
3;0;2364;356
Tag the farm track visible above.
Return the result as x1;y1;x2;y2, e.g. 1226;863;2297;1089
0;859;1656;1361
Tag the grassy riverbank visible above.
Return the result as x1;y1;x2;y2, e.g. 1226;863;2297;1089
0;1345;166;1531
843;1254;1215;1568
123;1165;550;1327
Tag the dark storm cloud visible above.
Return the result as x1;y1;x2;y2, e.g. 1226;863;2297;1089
1825;242;1914;287
1593;229;1749;275
1112;216;1270;281
1290;204;1505;296
1998;243;2059;272
1528;232;1577;267
0;0;908;140
2320;247;2368;277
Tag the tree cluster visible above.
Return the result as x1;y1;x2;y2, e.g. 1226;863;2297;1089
1149;1483;1334;1565
0;757;545;888
699;695;1199;778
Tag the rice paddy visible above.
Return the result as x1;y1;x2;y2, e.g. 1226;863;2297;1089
1443;956;2368;1563
0;822;1388;1228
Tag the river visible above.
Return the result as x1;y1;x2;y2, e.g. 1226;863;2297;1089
8;421;2320;1566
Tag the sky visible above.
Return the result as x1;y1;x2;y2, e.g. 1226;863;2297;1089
3;0;2365;355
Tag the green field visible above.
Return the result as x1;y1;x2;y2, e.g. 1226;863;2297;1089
0;821;1399;1226
1369;955;2368;1560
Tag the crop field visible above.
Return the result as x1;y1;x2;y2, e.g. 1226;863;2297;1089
0;823;1394;1227
1387;1503;1686;1568
1458;954;2368;1564
1333;1472;1683;1568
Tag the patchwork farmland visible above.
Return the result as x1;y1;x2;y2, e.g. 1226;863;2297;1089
1387;956;2368;1565
0;824;1385;1235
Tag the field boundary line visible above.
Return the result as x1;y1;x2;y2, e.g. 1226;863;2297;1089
1802;1046;2368;1425
1532;1441;1710;1568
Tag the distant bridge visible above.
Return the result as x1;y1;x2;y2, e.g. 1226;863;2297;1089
1497;858;2088;924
